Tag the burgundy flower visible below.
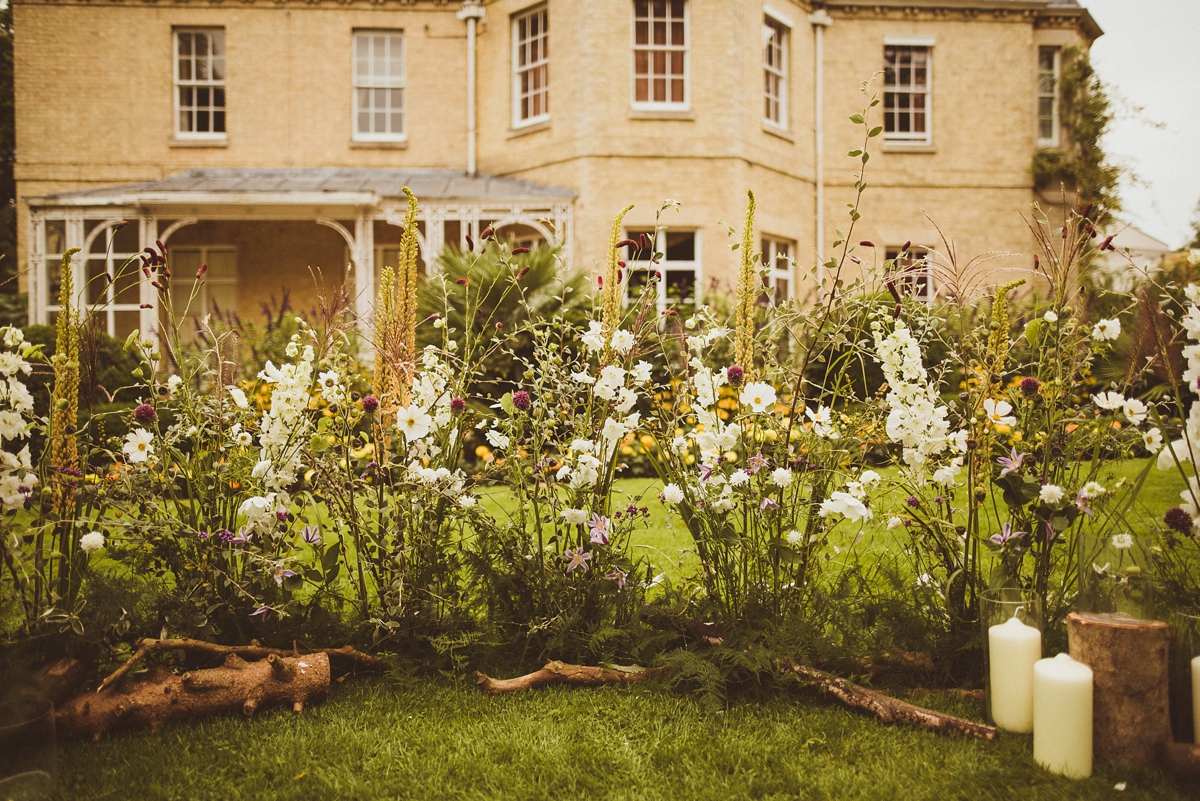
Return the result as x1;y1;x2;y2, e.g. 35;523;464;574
455;278;468;286
517;266;530;279
450;397;466;414
512;247;530;255
512;390;532;411
1165;506;1193;535
1019;377;1041;397
726;365;745;387
465;234;475;252
480;227;494;240
362;395;379;413
218;529;235;543
906;495;920;509
133;404;157;425
196;263;209;278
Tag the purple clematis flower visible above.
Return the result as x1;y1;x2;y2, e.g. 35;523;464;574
301;525;322;545
250;605;272;620
588;514;611;546
231;528;253;545
990;522;1027;546
564;549;592;573
746;454;768;475
272;564;297;585
1074;494;1094;518
698;464;715;483
997;446;1025;477
606;568;628;589
760;497;780;510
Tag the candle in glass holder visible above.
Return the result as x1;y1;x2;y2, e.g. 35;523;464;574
1033;653;1093;779
988;612;1041;732
1193;655;1200;742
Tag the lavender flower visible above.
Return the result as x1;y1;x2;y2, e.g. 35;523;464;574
760;497;780;510
906;495;920;509
301;525;322;545
996;446;1025;478
588;514;611;546
450;397;466;414
272;564;297;585
564;549;592;573
990;523;1027;547
218;529;235;543
606;568;628;589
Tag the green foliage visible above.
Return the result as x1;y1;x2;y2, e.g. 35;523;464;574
1031;46;1121;218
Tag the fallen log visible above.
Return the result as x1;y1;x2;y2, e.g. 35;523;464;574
57;652;330;741
783;662;998;741
97;638;385;692
21;657;90;705
1067;612;1173;768
1158;742;1200;783
475;661;666;694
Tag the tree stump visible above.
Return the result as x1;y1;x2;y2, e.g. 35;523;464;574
1067;611;1172;767
56;652;330;741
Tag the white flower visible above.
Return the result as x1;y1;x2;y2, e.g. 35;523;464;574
485;429;511;450
983;397;1016;428
252;459;272;479
236;431;253;447
661;483;685;504
670;435;688;454
615;388;638;415
1092;318;1121;341
1122;397;1148;425
932;457;963;487
806;405;838;439
571;370;595;385
1043;310;1059;323
819;491;873;521
167;375;183;391
887;516;903;531
1092;391;1126;411
1079;481;1107;499
317;371;343;403
80;531;105;554
433;317;446;329
396;406;434;443
122;429;155;463
582;321;606;352
458;495;476;509
1142;428;1164;453
227;387;249;409
859;470;881;486
785;530;803;546
740;382;777;414
707;326;731;343
728;470;750;487
1039;484;1065;505
611;330;635;354
570;439;595;454
632;361;653;384
561;508;589;525
1111;533;1133;550
770;467;792;488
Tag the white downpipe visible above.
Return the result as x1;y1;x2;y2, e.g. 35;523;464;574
809;10;832;295
458;2;486;177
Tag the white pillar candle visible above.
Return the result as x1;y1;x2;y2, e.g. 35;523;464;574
1033;653;1093;779
988;613;1041;733
1193;655;1200;743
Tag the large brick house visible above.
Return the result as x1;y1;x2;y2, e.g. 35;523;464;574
14;0;1100;340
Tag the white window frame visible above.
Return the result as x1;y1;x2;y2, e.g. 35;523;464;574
886;246;935;304
174;28;227;141
353;30;407;143
82;222;145;338
623;228;701;313
631;0;690;111
882;40;933;146
760;235;794;304
168;246;238;331
1037;46;1061;147
512;5;550;128
762;15;789;130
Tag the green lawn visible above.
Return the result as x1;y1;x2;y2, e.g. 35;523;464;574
51;676;1197;801
35;461;1200;799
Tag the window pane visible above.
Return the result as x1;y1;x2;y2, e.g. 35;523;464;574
86;259;108;304
665;231;694;261
45;220;66;254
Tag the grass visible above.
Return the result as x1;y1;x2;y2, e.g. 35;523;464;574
51;676;1198;800
29;460;1200;799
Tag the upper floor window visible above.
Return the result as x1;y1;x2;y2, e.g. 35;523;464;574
633;0;688;110
175;29;226;138
513;6;549;127
763;17;788;129
883;44;931;145
354;31;406;142
625;228;700;313
760;236;793;303
1037;46;1060;147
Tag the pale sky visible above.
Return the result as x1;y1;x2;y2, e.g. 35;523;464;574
1083;0;1200;248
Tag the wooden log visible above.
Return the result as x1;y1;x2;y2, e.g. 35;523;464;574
56;652;330;741
475;661;666;694
783;662;998;741
1157;742;1200;782
1067;611;1173;768
96;638;385;692
21;657;89;705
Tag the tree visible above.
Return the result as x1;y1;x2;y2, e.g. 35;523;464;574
0;2;13;288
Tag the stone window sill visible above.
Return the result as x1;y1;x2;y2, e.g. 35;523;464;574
350;140;408;150
628;109;695;121
170;137;228;148
508;120;551;138
881;143;937;154
763;123;794;142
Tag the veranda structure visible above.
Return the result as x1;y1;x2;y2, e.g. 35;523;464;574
25;168;575;343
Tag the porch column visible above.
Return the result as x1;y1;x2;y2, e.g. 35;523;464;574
27;209;43;325
354;210;375;337
65;212;85;310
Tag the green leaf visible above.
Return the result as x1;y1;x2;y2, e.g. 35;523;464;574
283;573;304;592
309;435;330;453
1024;318;1043;347
848;149;862;157
500;393;516;416
849;114;864;124
868;126;883;138
861;152;870;164
322;541;342;573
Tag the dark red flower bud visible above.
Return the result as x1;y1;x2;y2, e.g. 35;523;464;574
1019;377;1041;397
162;267;171;278
517;266;530;279
197;263;208;278
133;404;158;425
639;233;650;250
466;234;474;252
1100;235;1115;251
480;227;494;240
362;395;379;413
140;303;153;309
616;269;623;283
155;239;166;253
1082;202;1094;220
616;239;638;249
618;260;626;268
900;240;911;252
1033;254;1042;272
495;322;503;329
859;240;875;247
142;266;151;279
597;276;603;288
117;220;130;229
512;390;532;411
450;397;466;413
456;278;469;286
512;247;530;255
152;281;165;291
662;309;678;317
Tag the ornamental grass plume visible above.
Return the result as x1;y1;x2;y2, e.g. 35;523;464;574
374;187;421;409
50;249;82;512
733;191;757;378
601;205;635;338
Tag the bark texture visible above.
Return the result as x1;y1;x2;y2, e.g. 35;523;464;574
1067;611;1173;767
57;652;330;741
475;661;666;694
1158;742;1200;782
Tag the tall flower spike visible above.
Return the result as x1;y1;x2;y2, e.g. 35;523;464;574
50;249;82;525
602;205;635;337
396;187;421;401
734;190;757;377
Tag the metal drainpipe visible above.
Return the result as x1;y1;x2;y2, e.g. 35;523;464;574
809;9;833;294
457;2;486;177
